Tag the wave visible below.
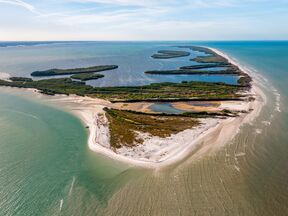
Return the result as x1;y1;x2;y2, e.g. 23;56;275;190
217;49;282;116
0;72;11;81
7;109;39;120
59;199;63;211
262;121;271;126
255;129;263;134
0;41;73;48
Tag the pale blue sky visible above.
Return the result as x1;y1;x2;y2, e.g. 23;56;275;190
0;0;287;40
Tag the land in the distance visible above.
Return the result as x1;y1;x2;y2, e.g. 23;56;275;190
147;46;252;87
71;73;104;81
151;50;190;59
31;65;118;77
145;67;240;76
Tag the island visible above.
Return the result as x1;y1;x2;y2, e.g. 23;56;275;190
146;46;252;88
9;77;33;82
31;65;118;77
180;63;230;69
151;50;190;59
0;46;262;167
71;73;104;81
144;68;241;76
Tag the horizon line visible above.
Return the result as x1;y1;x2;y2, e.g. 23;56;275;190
1;39;288;42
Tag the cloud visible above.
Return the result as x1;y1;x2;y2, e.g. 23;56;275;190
56;7;164;26
0;0;238;25
0;0;287;40
70;0;237;8
188;0;236;8
71;0;168;7
48;0;236;26
0;0;41;14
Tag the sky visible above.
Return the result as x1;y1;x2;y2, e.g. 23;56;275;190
0;0;287;41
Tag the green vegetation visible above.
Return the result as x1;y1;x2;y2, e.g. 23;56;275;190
180;63;230;70
177;46;229;64
145;68;240;76
0;46;252;101
0;78;92;96
186;46;228;64
178;46;215;55
238;76;252;86
9;77;33;82
0;78;245;101
104;108;199;148
71;73;104;81
145;69;251;87
156;46;252;88
31;65;118;77
92;81;244;102
151;50;190;59
104;107;239;148
192;55;228;64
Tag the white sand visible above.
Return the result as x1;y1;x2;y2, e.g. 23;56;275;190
0;72;11;81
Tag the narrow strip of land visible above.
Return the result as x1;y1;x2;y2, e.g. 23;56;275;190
0;78;247;101
71;73;104;81
31;65;118;77
151;50;190;59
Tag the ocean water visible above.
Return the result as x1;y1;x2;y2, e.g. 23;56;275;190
0;41;237;86
0;90;132;216
0;41;287;215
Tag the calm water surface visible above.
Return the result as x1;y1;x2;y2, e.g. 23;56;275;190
0;41;237;86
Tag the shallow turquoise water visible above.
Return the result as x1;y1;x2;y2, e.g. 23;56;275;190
0;41;287;215
0;91;130;216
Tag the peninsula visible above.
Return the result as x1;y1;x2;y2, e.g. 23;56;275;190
31;65;118;76
71;73;104;81
151;50;190;59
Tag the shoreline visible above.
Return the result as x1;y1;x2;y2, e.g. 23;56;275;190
0;47;266;169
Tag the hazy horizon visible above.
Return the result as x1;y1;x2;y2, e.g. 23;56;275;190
0;0;287;41
1;40;288;42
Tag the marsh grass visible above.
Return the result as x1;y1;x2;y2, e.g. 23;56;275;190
104;108;199;148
